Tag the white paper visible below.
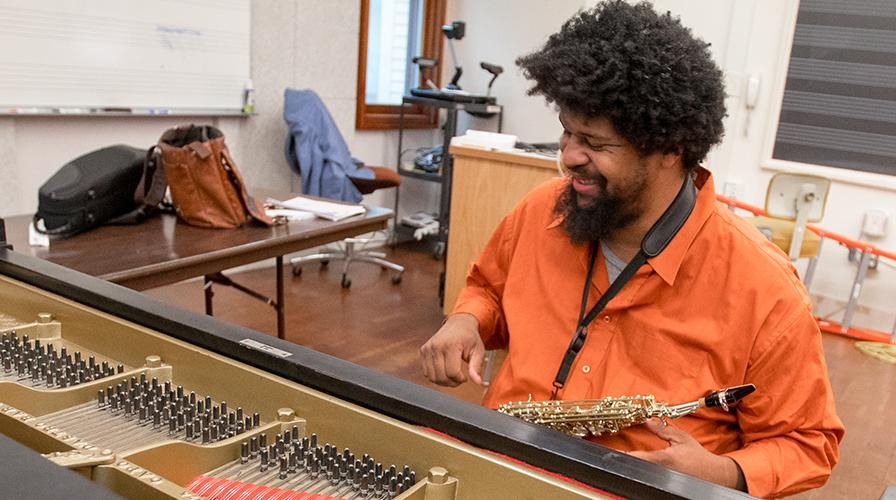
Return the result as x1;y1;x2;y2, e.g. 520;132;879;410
450;129;518;151
269;196;365;221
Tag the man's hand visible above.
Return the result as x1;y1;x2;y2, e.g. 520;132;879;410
628;419;744;490
420;313;485;387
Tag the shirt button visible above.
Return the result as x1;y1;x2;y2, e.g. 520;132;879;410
603;315;611;323
582;365;591;373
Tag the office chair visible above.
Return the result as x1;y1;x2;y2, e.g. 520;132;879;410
747;172;830;286
283;88;404;288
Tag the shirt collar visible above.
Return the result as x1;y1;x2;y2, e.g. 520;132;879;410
648;167;715;286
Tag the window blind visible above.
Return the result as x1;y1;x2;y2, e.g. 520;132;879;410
772;0;896;176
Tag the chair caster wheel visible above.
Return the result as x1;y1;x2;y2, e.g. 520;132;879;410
320;260;330;267
341;276;351;288
292;266;302;276
391;275;402;284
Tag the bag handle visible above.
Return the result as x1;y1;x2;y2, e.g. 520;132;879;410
137;123;213;208
134;145;168;208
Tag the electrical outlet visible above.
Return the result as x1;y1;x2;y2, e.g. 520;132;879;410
723;179;743;199
862;210;890;238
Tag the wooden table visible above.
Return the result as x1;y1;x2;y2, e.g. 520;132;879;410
2;198;392;339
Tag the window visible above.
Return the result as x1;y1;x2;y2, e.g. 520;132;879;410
364;0;422;106
771;0;896;177
356;0;445;130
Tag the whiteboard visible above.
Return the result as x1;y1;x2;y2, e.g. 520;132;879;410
0;0;250;115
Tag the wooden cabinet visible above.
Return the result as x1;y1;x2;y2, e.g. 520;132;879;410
443;146;559;314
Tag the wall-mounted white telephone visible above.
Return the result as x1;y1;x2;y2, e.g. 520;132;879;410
745;74;761;109
743;74;761;136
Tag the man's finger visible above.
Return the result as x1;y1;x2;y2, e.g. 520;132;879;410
467;346;485;385
420;344;437;381
643;418;689;444
441;346;468;385
428;345;461;386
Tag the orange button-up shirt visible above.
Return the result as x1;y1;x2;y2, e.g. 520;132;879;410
453;168;843;498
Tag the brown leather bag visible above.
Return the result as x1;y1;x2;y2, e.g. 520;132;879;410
136;125;272;229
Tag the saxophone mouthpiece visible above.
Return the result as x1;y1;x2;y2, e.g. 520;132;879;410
702;384;756;411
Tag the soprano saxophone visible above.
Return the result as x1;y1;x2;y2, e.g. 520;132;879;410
498;384;756;438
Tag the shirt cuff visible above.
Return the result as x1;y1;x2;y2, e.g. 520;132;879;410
723;447;772;498
452;300;498;345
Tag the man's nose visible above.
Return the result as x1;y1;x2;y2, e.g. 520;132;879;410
560;140;588;171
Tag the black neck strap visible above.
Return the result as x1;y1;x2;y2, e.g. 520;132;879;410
550;173;698;398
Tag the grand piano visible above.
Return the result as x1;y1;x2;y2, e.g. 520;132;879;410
0;219;749;499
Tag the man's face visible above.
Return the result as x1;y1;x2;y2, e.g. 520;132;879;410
555;111;651;243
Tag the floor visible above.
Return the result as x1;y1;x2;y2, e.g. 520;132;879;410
145;241;895;499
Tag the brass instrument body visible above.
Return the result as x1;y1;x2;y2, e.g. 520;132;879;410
0;246;751;500
499;396;684;437
499;386;756;438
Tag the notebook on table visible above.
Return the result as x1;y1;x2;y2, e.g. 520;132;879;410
268;196;365;222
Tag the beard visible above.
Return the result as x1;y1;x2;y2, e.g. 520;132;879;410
554;173;646;245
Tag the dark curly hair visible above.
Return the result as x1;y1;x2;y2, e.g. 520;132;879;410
516;0;726;169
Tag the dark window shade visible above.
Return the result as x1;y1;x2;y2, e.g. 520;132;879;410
772;0;896;176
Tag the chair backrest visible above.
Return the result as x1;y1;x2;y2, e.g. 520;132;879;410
764;172;830;222
762;172;831;261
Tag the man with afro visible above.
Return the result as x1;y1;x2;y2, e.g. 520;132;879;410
421;1;842;497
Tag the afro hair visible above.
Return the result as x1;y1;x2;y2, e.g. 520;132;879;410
516;0;726;168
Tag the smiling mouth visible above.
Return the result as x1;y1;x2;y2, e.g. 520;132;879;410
572;175;597;185
571;172;607;190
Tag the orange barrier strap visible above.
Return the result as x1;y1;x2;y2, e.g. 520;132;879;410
715;195;893;260
808;225;874;253
817;319;896;345
715;194;766;216
873;245;896;262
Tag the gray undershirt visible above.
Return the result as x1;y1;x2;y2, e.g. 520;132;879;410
601;241;627;284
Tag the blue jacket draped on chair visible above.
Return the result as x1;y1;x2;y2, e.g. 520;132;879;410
283;88;374;203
